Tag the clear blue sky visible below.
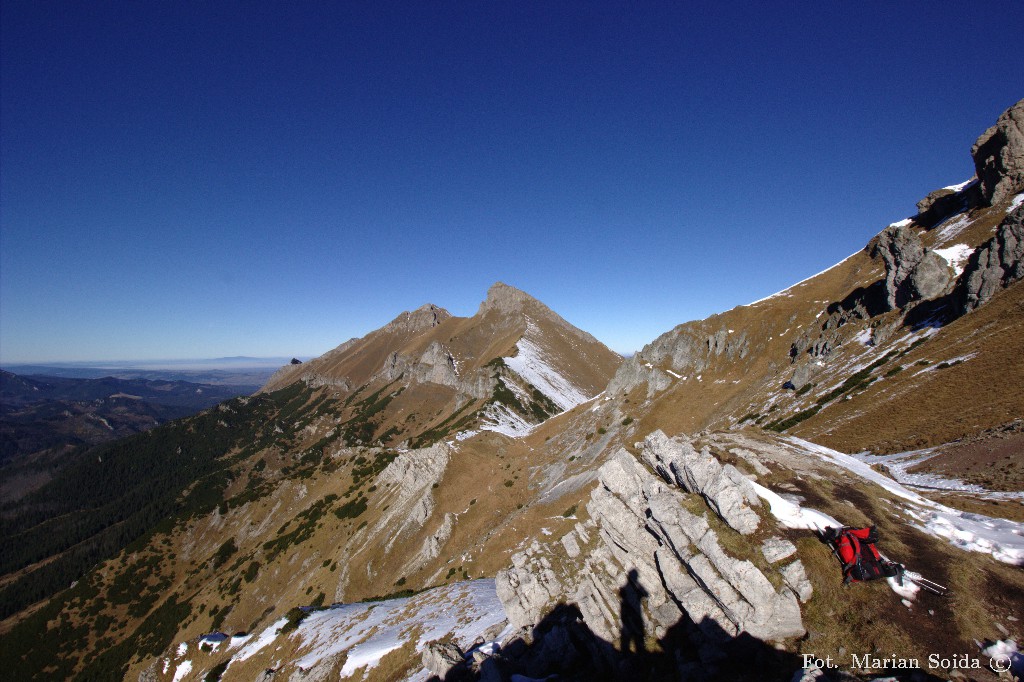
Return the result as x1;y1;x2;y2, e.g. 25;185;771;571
1;1;1020;362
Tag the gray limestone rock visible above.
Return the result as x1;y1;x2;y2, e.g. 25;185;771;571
871;223;953;309
560;532;581;559
421;512;456;561
972;99;1024;206
761;537;798;564
421;640;464;679
956;206;1024;314
789;362;815;390
908;250;954;302
640;431;760;535
781;560;814;603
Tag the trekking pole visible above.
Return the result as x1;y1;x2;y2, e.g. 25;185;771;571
901;568;948;596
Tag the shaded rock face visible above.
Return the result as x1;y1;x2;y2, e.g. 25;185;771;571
972;98;1024;206
496;435;805;672
915;180;982;228
956;205;1024;314
870;224;953;310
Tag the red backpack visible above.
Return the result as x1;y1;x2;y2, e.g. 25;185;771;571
823;526;903;584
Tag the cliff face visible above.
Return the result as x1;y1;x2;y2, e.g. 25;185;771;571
973;98;1024;206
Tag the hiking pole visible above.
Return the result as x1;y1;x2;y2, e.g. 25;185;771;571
902;569;948;596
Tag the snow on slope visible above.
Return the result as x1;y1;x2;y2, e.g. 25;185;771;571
788;437;1024;565
849;448;1024;501
503;326;589;411
933;243;973;275
272;580;506;677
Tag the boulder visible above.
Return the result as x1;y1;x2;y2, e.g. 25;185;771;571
907;250;954;301
972;99;1024;206
870;224;952;309
421;640;464;678
781;560;814;603
761;537;798;564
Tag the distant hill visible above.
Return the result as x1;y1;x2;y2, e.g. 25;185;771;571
0;361;287;387
0;371;258;499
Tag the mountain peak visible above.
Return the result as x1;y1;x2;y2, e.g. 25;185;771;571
477;282;545;316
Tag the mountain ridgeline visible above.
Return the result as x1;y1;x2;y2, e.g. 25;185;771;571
2;99;1023;682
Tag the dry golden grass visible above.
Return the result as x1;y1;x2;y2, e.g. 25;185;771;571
799;281;1024;454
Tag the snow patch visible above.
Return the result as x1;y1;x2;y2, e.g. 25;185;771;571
849;449;1024;500
943;178;977;193
1008;193;1024;213
935;213;973;242
933;243;973;276
749;481;840;531
291;580;506;677
504;328;590;411
171;660;192;682
234;617;288;661
790;437;1024;565
478;403;536;438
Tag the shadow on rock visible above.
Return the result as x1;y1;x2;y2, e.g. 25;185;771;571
431;571;804;681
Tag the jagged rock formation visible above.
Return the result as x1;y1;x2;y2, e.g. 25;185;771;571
870;224;953;309
955;205;1024;314
497;434;805;672
608;320;750;397
639;430;760;535
972;98;1024;206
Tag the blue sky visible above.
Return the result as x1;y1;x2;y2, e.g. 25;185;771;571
1;1;1020;362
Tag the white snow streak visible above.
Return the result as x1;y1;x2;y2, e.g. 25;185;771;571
849;449;1024;501
1008;193;1024;213
234;617;288;661
943;178;977;193
504;330;590;411
789;437;1024;565
171;660;192;682
745;251;859;306
749;481;841;531
478;403;536;438
935;213;973;242
933;243;973;276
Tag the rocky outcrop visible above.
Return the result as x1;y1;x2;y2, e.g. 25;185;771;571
301;372;352;391
607;323;750;397
955;205;1024;314
972;98;1024;206
380;303;451;334
496;440;806;673
422;640;464;678
639;430;761;535
870;224;953;310
915;180;981;228
371;443;450;556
